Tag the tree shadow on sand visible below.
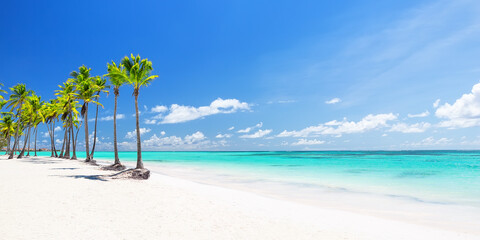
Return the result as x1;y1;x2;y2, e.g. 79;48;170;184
50;174;109;182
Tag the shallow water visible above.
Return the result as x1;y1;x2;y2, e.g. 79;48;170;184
30;150;480;207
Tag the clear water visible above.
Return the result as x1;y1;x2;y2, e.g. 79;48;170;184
30;150;480;207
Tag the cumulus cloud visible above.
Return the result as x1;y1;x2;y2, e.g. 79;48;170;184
325;98;341;104
215;134;232;138
100;114;125;121
228;126;235;131
240;129;272;139
291;139;325;146
407;111;429;118
125;128;151;139
277;113;397;137
141;131;208;149
435;82;480;128
156;98;250;124
237;122;263;133
389;122;431;133
433;99;441;108
151;105;168;113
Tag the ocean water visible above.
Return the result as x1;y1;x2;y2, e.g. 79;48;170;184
31;150;480;207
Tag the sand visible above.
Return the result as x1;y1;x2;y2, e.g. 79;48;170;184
0;155;478;240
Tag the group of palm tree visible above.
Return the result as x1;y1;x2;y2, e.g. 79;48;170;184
0;54;158;172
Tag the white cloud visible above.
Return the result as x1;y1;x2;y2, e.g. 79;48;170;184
228;126;235;131
277;113;397;137
141;131;209;149
325;98;341;104
216;134;232;138
100;114;125;121
292;139;325;146
160;131;166;135
158;98;250;124
433;99;441;108
382;134;388;137
407;111;429;118
436;82;480;128
405;137;452;147
184;131;206;144
145;119;157;125
54;126;62;132
240;129;272;139
389;122;431;133
151;105;168;113
125;128;151;139
237;122;263;133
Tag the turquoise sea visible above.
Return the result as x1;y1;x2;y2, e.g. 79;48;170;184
31;150;480;207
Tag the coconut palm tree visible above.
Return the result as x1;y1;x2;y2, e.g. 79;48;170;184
106;61;127;168
5;84;32;159
44;100;59;157
55;81;79;159
0;114;15;154
18;92;40;158
90;76;109;159
120;54;158;169
70;66;101;162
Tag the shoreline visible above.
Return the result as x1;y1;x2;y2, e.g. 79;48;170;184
0;155;479;239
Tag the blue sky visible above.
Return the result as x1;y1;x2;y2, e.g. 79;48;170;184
2;0;480;150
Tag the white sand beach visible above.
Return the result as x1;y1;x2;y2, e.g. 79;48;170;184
0;155;478;240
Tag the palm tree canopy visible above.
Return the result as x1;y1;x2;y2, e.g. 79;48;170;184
120;54;159;91
6;84;32;111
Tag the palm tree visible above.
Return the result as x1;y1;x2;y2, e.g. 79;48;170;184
70;66;101;162
18;92;40;158
106;61;127;168
120;54;158;169
44;100;59;157
0;83;7;100
0;114;15;154
90;76;109;159
5;84;32;159
55;81;79;159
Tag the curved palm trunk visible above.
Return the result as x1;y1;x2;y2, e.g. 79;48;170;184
134;91;143;169
9;107;22;159
18;127;30;158
90;102;99;159
84;102;91;162
34;127;38;156
113;92;120;165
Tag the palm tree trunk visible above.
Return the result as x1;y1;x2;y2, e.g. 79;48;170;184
64;126;70;159
84;102;91;162
90;102;99;158
34;127;38;156
134;91;143;169
52;121;58;157
9;107;22;159
71;123;77;160
5;134;10;155
18;126;30;158
46;123;54;157
27;126;31;156
59;128;67;158
113;92;120;165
